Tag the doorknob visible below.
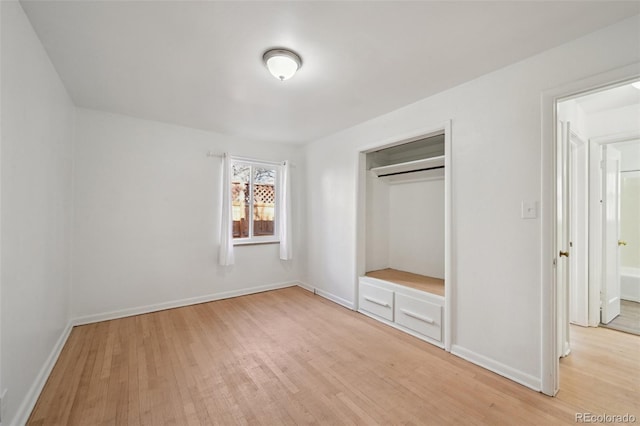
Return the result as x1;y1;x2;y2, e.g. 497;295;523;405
618;240;627;246
559;250;569;258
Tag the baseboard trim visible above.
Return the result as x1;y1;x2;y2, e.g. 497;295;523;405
312;287;354;310
451;344;541;392
72;281;300;326
296;282;355;310
296;281;314;293
12;321;74;426
621;294;640;303
13;282;301;425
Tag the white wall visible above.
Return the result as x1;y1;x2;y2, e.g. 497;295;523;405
72;108;305;320
365;173;445;278
0;0;3;419
365;171;389;272
587;103;640;138
1;2;75;424
389;179;444;279
618;141;640;171
305;15;640;389
0;0;4;419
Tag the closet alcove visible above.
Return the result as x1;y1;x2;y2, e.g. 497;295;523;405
356;126;451;350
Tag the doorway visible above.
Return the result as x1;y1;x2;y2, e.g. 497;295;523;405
541;63;640;397
554;79;640;391
557;82;640;338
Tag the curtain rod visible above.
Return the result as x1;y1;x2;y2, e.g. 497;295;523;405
206;151;293;167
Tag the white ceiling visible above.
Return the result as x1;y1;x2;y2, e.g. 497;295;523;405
574;82;640;114
20;1;640;144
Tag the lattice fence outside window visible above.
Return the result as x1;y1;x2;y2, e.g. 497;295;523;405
231;182;275;237
254;184;275;204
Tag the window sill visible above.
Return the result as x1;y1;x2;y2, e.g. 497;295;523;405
233;239;280;246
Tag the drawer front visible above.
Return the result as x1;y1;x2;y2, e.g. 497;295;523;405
395;293;442;342
359;281;394;321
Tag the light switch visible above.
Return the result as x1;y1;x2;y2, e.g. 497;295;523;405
521;201;537;219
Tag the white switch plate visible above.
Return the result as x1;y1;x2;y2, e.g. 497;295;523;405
521;201;537;219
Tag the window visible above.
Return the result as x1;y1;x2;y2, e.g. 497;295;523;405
231;160;279;244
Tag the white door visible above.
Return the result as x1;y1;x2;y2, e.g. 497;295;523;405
556;121;571;357
568;131;589;326
601;145;622;324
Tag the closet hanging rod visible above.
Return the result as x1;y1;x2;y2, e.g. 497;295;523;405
377;165;444;178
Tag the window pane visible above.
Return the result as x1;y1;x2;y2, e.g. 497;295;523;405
232;164;250;238
253;167;276;236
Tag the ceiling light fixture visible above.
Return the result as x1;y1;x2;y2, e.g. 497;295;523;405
632;81;640;90
263;48;302;81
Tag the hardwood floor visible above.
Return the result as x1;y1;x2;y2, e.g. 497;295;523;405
29;287;639;425
559;322;640;416
601;300;640;335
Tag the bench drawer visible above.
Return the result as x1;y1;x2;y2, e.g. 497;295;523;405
359;281;394;321
395;293;442;342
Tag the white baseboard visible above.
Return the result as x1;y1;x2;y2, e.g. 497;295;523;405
621;293;640;303
451;344;541;392
312;287;354;310
11;321;74;426
296;281;315;293
296;281;354;310
72;281;300;326
10;282;542;426
12;282;301;425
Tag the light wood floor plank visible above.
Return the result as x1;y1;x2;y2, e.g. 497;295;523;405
602;300;640;335
28;287;639;425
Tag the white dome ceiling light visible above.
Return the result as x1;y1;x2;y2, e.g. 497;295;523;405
263;48;302;81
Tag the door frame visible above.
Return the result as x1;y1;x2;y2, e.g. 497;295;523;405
540;63;640;396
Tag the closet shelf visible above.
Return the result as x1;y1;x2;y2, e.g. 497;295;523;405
370;155;444;178
371;155;445;183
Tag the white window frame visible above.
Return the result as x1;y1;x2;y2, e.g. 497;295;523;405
231;156;281;245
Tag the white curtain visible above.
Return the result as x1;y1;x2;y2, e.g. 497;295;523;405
279;160;293;260
219;153;234;266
